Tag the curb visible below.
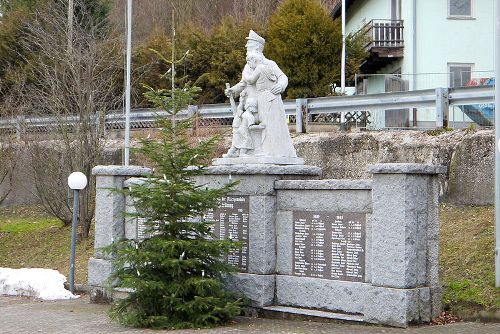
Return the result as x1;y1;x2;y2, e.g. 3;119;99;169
63;282;90;295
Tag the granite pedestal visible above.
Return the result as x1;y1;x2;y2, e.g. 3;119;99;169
88;163;445;327
194;164;321;307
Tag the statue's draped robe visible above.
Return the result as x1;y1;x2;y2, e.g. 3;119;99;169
243;64;297;158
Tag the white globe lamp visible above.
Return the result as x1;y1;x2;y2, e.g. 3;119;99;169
68;172;87;190
67;171;87;294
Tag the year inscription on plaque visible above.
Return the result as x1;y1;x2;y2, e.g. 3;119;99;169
293;211;365;282
205;195;249;271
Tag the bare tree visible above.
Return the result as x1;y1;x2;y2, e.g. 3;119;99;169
0;78;23;205
13;0;123;238
108;0;283;43
0;136;16;205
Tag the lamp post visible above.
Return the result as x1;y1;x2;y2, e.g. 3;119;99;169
67;172;88;293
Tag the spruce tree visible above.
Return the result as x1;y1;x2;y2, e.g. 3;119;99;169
105;42;241;329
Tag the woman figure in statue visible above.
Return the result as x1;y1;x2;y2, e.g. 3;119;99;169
242;51;297;158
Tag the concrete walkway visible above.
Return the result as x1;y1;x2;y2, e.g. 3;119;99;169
1;295;499;334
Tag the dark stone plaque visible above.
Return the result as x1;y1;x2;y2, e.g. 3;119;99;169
292;211;365;282
205;195;249;271
136;217;160;241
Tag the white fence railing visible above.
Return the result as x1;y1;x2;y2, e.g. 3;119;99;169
0;85;495;138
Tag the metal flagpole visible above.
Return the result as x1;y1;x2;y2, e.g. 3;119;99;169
341;0;346;94
124;0;132;166
340;0;346;129
495;0;500;288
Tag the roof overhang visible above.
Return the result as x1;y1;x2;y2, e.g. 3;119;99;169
331;0;357;19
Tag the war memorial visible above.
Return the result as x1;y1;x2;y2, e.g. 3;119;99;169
88;30;446;328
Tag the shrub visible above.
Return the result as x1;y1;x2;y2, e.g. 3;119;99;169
266;0;342;98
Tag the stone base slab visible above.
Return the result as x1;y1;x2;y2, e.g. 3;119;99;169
262;305;365;322
205;164;321;176
223;273;275;307
276;275;431;327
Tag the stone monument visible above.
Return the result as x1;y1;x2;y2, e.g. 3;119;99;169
87;30;446;328
214;30;303;166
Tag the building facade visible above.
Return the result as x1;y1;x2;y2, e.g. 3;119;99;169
332;0;495;127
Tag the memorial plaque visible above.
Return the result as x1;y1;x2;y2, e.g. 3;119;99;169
205;195;249;271
136;217;160;241
137;217;147;240
292;211;365;282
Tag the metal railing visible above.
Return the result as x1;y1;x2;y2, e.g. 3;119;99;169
0;85;495;137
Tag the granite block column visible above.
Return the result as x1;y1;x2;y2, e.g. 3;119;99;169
88;165;151;303
368;163;446;322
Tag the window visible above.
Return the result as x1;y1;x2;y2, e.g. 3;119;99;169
448;0;473;18
448;63;474;88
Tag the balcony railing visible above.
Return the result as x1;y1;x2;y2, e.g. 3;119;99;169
361;19;404;49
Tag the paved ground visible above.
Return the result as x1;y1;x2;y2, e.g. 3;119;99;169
1;295;499;334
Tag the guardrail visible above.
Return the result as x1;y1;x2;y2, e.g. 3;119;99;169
0;85;495;138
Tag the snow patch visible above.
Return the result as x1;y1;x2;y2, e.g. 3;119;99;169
0;268;78;300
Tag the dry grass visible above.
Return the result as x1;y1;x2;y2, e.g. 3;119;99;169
0;205;93;284
439;204;499;313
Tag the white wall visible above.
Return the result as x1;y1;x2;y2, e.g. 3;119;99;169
346;0;391;35
413;0;495;90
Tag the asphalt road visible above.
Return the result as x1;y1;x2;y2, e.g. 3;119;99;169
1;295;499;334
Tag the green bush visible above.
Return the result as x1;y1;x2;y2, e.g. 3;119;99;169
266;0;342;98
181;17;257;104
132;17;255;106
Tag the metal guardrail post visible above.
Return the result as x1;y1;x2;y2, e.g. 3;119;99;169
295;98;307;133
188;105;199;132
97;110;106;139
15;115;24;141
435;87;449;129
187;104;198;117
340;111;347;131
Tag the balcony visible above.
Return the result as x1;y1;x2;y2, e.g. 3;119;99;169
359;19;404;73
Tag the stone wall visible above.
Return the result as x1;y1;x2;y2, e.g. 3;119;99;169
0;145;123;207
294;130;494;205
0;130;494;207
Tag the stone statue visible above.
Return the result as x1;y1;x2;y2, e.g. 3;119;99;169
215;30;303;165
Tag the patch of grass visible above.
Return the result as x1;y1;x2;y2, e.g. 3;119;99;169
425;128;453;136
439;204;500;313
0;205;93;284
0;217;64;233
